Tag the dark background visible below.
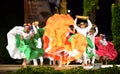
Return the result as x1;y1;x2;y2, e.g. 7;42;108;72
0;0;115;36
67;0;115;36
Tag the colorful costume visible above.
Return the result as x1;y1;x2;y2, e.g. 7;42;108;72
43;14;87;64
95;37;118;60
86;27;98;64
6;26;25;59
31;25;44;65
6;26;44;61
86;36;94;58
74;18;92;65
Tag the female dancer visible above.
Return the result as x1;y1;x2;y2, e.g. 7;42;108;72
43;14;87;67
86;24;98;65
95;34;118;64
6;23;44;68
74;15;93;66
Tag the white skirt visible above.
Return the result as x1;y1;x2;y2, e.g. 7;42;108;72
6;26;25;59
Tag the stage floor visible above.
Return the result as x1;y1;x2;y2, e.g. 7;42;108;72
0;64;120;70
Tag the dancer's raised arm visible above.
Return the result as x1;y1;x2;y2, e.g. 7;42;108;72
86;18;92;32
94;26;98;36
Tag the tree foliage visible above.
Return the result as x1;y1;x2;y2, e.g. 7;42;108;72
83;0;99;23
111;3;120;52
60;0;67;14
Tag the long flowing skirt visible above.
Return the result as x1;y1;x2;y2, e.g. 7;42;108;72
6;26;25;59
95;37;118;60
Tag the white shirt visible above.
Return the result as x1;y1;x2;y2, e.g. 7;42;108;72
100;39;108;46
74;18;92;37
87;27;98;45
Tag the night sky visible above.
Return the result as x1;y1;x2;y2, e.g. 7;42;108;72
0;0;115;36
0;0;24;33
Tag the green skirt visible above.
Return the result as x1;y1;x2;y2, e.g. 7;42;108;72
15;34;44;60
86;36;95;58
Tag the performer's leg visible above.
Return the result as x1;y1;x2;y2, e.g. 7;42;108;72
92;49;96;65
66;56;70;67
33;59;38;66
100;57;103;65
49;59;52;65
76;57;82;63
92;56;96;65
87;58;91;65
81;57;85;66
59;51;65;67
105;56;109;65
66;61;70;67
83;52;87;66
59;56;62;67
49;57;54;65
105;59;108;65
53;59;56;65
22;58;27;68
39;56;43;66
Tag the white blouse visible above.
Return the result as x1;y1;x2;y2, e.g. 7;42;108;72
74;18;92;37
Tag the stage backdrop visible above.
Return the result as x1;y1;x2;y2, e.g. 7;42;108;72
24;0;52;24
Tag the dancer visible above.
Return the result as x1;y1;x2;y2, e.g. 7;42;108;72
86;24;98;65
43;14;87;67
74;15;93;66
95;34;118;65
74;15;92;37
31;21;44;66
6;23;44;68
6;24;33;67
21;24;44;67
60;25;76;67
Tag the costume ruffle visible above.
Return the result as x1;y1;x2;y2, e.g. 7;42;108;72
6;26;44;60
6;26;25;59
17;28;44;60
43;14;87;64
95;37;118;60
86;36;95;58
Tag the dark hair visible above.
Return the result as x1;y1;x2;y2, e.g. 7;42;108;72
69;25;77;35
69;25;74;31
